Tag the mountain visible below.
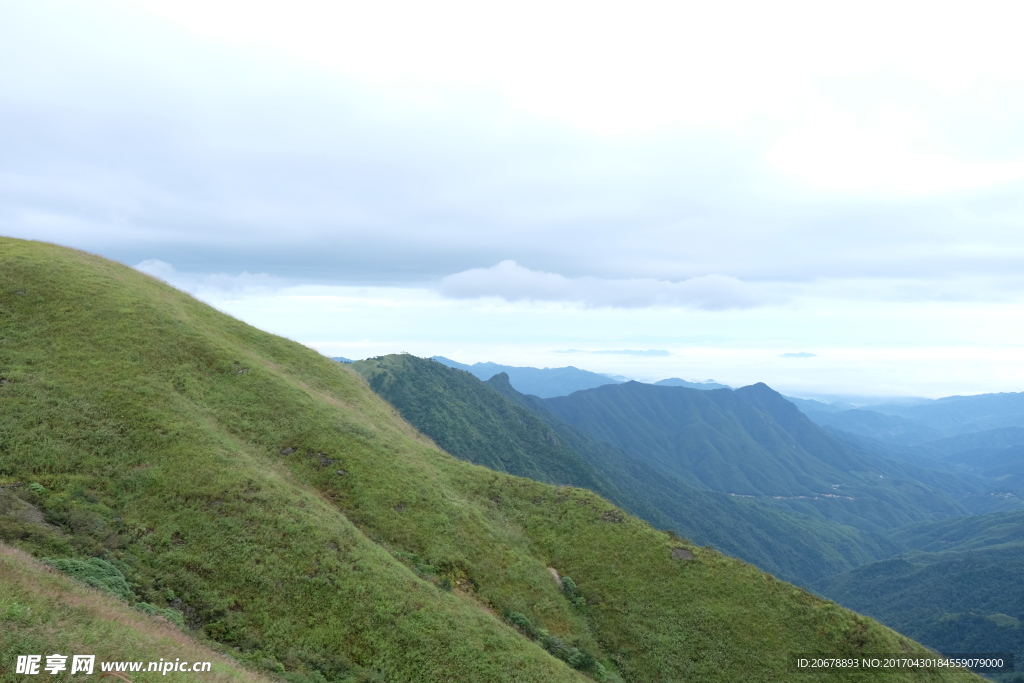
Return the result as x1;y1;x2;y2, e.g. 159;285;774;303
813;428;1024;516
827;512;1024;681
0;237;979;681
430;356;622;397
866;393;1024;435
935;445;1024;493
888;510;1024;552
541;382;975;531
349;356;613;494
351;357;897;588
652;378;731;390
920;427;1024;458
804;409;944;446
785;396;855;413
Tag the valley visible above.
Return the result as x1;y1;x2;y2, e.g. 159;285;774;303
0;237;992;681
352;352;1024;682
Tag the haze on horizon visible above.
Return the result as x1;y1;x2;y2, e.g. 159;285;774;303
3;0;1024;398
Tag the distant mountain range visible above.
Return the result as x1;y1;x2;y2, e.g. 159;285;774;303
799;393;1024;445
430;356;623;397
652;377;731;390
350;351;1024;676
351;355;897;588
429;356;731;397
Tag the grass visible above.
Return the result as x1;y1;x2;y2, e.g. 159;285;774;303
0;543;276;682
0;237;985;682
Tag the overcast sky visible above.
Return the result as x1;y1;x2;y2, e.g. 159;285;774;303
4;0;1024;398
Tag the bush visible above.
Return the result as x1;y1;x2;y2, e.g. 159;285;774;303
135;602;186;627
43;557;134;601
561;575;586;607
505;611;535;637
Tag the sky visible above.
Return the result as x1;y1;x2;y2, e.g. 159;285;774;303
4;0;1024;398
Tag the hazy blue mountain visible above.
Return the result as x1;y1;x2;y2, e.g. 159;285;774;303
804;408;944;445
939;445;1024;492
541;381;974;531
331;356;354;363
652;378;731;390
430;356;623;397
819;427;1024;516
784;396;854;413
866;392;1024;435
917;427;1024;458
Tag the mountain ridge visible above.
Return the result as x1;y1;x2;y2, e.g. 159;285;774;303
0;237;979;680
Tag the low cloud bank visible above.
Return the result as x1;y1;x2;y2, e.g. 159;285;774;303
555;349;670;356
437;260;777;310
134;260;283;294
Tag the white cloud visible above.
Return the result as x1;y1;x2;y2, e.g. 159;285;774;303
437;260;778;310
134;259;283;294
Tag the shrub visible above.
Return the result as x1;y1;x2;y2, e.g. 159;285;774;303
135;602;186;627
505;611;535;637
43;557;134;601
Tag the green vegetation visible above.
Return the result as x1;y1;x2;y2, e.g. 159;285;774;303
42;556;134;601
541;381;977;531
0;543;275;682
0;238;983;681
827;512;1024;680
351;355;611;492
354;357;897;588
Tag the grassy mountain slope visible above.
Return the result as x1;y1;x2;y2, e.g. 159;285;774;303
0;238;982;682
350;358;895;588
1;542;275;682
350;356;611;493
542;382;970;531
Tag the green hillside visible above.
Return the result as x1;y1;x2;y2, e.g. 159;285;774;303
350;355;611;493
827;512;1024;681
827;523;1024;683
889;511;1024;553
0;237;982;681
352;356;895;588
542;381;974;531
1;542;276;682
